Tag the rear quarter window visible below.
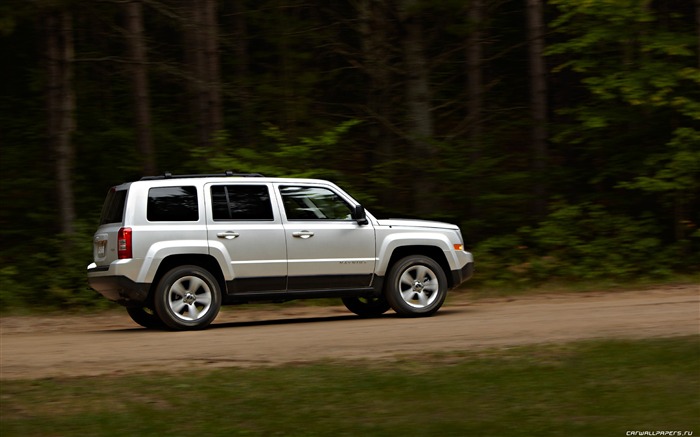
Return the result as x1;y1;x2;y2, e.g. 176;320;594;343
147;186;199;222
100;189;127;225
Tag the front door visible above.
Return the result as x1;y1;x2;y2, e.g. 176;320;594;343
277;184;376;291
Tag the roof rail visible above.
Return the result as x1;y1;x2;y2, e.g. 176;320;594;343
140;170;265;181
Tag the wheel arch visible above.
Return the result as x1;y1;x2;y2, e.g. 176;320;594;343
148;254;226;301
384;245;454;288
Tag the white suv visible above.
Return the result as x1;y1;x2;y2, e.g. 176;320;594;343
87;172;474;330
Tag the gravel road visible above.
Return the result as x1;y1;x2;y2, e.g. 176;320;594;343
1;284;698;380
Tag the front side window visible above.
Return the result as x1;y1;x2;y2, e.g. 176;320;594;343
280;186;352;220
211;185;273;220
147;186;199;221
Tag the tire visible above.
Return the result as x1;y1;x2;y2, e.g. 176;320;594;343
385;255;447;317
126;306;165;329
153;265;221;330
342;296;390;317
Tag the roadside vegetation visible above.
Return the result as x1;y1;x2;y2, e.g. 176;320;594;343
1;1;698;310
2;337;698;436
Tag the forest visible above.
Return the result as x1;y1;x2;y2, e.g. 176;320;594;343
1;0;698;309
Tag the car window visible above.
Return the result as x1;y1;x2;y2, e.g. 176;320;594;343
100;188;127;225
147;186;199;222
211;185;273;220
280;186;353;220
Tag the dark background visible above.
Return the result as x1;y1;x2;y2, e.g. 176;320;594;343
1;0;698;308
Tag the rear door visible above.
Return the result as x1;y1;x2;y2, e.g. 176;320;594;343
277;184;376;291
205;183;287;293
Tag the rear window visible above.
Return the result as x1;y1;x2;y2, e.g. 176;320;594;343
147;186;199;222
99;189;127;225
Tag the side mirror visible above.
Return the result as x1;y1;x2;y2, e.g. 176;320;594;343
351;204;368;225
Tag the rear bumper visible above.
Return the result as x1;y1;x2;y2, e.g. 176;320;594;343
88;265;150;306
450;262;474;288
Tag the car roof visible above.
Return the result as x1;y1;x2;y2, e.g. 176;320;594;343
120;172;336;187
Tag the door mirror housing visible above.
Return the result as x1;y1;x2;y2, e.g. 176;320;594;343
351;205;368;225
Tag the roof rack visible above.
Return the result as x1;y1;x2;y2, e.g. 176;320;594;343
140;170;265;181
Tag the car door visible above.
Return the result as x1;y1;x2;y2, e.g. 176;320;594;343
277;184;376;291
205;183;287;293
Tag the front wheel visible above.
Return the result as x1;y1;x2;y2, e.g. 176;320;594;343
342;296;390;317
385;255;447;317
154;265;221;330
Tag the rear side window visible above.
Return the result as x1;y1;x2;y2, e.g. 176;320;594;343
100;189;127;225
147;186;199;222
211;185;273;220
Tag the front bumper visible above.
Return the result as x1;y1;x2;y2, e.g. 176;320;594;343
450;262;474;288
88;264;150;306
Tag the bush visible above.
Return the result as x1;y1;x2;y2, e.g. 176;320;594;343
474;201;681;286
0;221;110;313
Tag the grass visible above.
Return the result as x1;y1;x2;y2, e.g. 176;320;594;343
1;337;698;436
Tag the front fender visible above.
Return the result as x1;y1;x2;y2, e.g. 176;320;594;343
375;232;456;276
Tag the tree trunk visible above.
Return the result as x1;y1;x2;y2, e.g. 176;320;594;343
231;1;253;145
358;0;397;205
186;0;223;148
125;0;156;175
276;2;296;133
203;0;223;137
399;0;436;211
466;0;485;218
526;0;548;216
696;0;700;68
466;0;484;144
46;10;76;236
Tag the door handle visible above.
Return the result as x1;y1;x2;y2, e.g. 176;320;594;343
292;231;314;239
217;231;240;240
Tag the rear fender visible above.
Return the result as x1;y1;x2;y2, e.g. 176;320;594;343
138;240;210;283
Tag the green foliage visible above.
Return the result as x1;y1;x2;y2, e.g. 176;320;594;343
545;0;700;254
547;0;698;157
0;222;109;313
527;202;673;278
193;120;360;178
619;127;700;196
1;0;698;309
475;201;681;286
0;266;32;309
41;226;109;308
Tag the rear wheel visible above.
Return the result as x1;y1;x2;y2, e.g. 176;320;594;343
342;296;390;317
385;255;447;317
126;306;164;329
154;265;221;330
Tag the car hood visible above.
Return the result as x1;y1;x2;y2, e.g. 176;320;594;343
376;218;459;230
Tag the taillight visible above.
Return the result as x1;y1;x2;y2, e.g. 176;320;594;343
118;227;132;259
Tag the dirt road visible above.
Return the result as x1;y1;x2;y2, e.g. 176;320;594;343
1;285;698;380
